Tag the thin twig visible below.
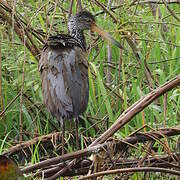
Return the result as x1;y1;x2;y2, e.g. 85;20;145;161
93;0;118;23
162;0;180;23
68;0;74;19
47;0;58;39
131;0;180;5
163;93;168;127
0;40;4;115
0;3;39;58
0;92;21;120
76;0;82;12
19;29;27;141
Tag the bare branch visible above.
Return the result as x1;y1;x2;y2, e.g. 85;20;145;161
78;167;180;180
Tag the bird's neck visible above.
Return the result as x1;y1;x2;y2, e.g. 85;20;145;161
68;19;86;50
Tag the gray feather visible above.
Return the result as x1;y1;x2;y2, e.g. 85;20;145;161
39;35;89;124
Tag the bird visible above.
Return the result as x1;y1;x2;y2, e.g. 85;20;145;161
39;10;123;154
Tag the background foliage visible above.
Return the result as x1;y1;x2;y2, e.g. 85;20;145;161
0;0;180;178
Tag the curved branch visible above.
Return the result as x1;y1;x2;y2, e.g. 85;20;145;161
90;75;180;146
78;167;180;180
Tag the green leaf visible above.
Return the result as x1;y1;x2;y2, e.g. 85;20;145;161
90;62;113;121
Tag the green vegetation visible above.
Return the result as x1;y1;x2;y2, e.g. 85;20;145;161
0;0;180;179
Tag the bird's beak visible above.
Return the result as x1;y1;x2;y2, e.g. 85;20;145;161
91;23;124;49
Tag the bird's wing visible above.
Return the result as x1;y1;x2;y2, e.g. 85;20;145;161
74;47;89;114
63;47;89;117
39;47;73;121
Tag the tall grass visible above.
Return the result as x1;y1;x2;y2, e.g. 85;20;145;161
0;0;179;168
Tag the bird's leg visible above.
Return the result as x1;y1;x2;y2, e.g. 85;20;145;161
61;118;65;155
75;117;80;150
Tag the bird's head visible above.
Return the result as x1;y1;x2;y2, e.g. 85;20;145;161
68;10;123;49
73;11;95;30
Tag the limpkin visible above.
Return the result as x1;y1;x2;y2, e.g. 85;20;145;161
39;11;123;154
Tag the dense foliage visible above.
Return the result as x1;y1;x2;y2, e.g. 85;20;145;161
0;0;180;179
